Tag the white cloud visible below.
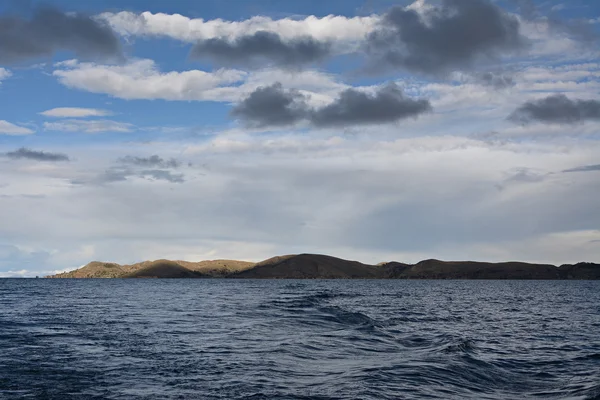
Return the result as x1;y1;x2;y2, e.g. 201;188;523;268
520;63;600;82
40;107;114;118
0;269;30;277
0;68;11;82
53;59;345;103
0;120;34;135
43;119;135;133
99;11;376;45
53;59;247;101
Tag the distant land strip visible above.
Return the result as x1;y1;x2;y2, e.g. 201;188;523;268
45;254;600;279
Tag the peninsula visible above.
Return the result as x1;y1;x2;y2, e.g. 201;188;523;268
46;254;600;279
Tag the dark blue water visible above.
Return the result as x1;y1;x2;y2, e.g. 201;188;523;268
1;280;599;399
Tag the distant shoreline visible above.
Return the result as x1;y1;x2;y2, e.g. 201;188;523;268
45;254;600;280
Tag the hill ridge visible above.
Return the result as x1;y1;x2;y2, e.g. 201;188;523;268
45;254;600;279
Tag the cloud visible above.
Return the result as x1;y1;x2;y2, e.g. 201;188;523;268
365;0;526;75
140;170;185;183
190;30;332;69
43;119;135;133
0;269;31;278
496;167;548;190
0;6;123;64
310;83;432;127
4;147;69;162
0;67;11;81
72;166;185;185
99;11;376;44
96;7;597;74
118;155;181;168
563;164;600;173
519;63;600;83
53;59;246;101
508;94;600;125
40;107;113;118
54;60;346;104
0;120;34;135
71;156;186;186
83;168;131;184
231;83;309;127
472;71;515;88
232;82;431;128
516;0;598;43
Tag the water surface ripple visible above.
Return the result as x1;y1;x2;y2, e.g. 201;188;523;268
1;279;599;399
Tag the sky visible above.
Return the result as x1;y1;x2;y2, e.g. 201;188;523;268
0;0;599;277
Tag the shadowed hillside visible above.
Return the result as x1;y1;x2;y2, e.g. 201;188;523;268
558;262;600;279
399;259;561;280
46;254;600;279
123;260;205;278
232;254;383;279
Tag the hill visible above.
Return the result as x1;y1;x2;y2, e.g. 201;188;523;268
231;254;383;279
48;261;131;278
123;260;205;278
398;259;560;279
45;254;600;279
47;259;255;278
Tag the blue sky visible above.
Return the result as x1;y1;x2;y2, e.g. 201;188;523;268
0;0;599;276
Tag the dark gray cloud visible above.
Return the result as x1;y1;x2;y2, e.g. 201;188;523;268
231;83;309;128
365;0;526;75
509;94;600;125
4;147;69;162
563;164;600;173
473;71;515;89
190;31;332;68
118;155;181;168
0;6;123;64
310;83;432;127
232;82;431;128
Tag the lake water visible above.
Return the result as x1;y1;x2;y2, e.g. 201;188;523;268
1;279;599;399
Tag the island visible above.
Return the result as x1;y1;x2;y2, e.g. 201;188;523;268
46;254;600;279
